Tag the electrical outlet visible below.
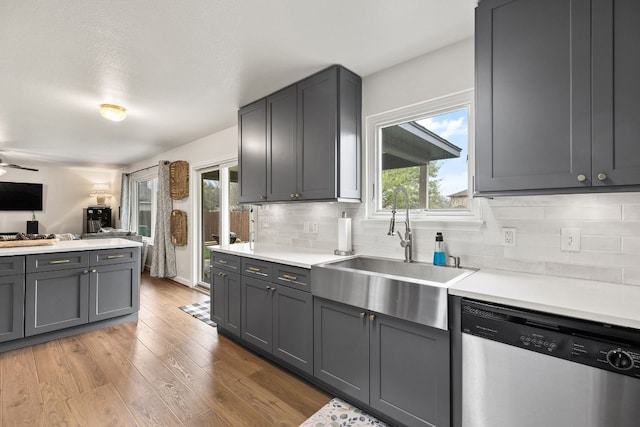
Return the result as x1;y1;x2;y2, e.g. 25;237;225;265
502;227;516;247
561;227;581;252
311;222;319;234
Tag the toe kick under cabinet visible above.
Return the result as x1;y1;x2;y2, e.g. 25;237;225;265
25;247;140;336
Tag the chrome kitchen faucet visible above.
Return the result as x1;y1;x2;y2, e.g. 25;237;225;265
387;186;413;263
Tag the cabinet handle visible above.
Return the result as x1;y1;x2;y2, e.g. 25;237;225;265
49;259;70;264
217;260;228;265
107;254;124;259
91;269;97;273
295;193;300;198
369;314;376;321
290;193;295;198
577;174;587;182
597;173;607;181
260;195;267;201
248;266;261;272
280;274;297;281
265;285;273;290
359;312;366;319
83;270;89;274
217;272;227;277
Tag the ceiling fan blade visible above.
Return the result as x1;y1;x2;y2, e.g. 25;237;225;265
0;161;39;172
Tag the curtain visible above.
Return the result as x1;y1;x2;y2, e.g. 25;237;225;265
150;161;177;278
119;173;130;230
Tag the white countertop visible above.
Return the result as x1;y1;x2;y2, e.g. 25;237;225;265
0;238;143;256
450;269;640;330
209;243;352;269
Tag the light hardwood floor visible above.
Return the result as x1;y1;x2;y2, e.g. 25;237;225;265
0;273;330;426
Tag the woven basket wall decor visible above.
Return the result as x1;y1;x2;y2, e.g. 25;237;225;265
169;160;189;200
170;209;188;246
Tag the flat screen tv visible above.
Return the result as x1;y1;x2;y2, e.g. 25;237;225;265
0;182;43;211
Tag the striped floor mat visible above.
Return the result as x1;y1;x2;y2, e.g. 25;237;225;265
179;300;217;327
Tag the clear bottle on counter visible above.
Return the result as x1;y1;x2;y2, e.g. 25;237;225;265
433;232;446;266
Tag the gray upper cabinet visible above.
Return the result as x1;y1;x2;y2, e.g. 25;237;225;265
591;0;640;186
267;85;298;201
239;65;362;203
475;0;640;194
238;99;267;203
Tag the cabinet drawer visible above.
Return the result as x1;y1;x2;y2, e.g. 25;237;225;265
26;252;89;273
0;256;25;277
91;248;139;266
211;253;241;273
272;264;310;292
241;258;272;279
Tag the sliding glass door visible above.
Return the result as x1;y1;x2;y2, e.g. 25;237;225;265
197;163;251;288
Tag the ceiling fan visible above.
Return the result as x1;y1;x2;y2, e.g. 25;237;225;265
0;159;39;173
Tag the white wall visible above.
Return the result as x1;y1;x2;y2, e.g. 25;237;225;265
0;166;120;235
122;126;237;285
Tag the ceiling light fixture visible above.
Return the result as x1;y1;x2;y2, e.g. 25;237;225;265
99;104;127;122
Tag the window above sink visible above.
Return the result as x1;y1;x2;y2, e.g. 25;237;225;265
365;89;482;223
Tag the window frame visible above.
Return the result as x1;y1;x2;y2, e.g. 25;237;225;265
365;89;480;222
130;171;158;243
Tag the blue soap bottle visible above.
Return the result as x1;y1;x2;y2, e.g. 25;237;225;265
433;232;446;266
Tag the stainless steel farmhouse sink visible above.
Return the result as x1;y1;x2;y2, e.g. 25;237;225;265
311;255;476;330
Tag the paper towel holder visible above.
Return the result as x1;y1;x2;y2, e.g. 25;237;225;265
334;211;355;256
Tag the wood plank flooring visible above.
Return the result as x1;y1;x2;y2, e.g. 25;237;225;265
0;273;330;426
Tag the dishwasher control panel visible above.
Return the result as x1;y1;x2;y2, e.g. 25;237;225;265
461;299;640;379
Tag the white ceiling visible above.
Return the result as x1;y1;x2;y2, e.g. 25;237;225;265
0;1;475;169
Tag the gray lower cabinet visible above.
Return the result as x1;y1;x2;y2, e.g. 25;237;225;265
476;0;640;194
0;274;25;343
314;297;450;427
370;313;450;427
211;267;241;337
90;262;139;322
242;275;313;374
24;248;140;337
314;297;370;402
25;267;90;336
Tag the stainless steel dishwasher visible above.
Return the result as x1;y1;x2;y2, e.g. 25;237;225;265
461;299;640;427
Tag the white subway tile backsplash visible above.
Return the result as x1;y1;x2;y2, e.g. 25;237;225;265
545;262;622;283
581;235;621;253
622;269;640;286
544;205;622;221
255;192;640;286
622;237;640;254
491;206;545;220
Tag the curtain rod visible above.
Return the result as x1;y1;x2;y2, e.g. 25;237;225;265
126;160;170;176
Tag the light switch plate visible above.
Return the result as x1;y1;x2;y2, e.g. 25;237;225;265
561;227;581;252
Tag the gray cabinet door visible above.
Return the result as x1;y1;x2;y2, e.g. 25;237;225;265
212;267;241;337
211;267;226;327
475;0;591;192
25;268;89;336
238;98;267;203
272;284;313;375
297;68;337;200
89;262;139;322
592;0;640;186
314;298;369;403
370;314;450;427
241;275;273;353
267;85;298;201
0;274;24;343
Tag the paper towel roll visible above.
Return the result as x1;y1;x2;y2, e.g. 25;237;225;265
337;215;352;252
